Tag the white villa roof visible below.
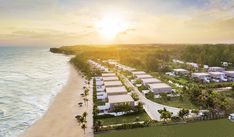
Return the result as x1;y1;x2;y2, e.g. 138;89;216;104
141;78;161;84
192;73;210;76
132;71;146;75
108;94;134;104
102;76;119;81
209;72;225;75
136;74;153;79
173;69;188;72
102;73;116;77
106;86;127;95
148;83;171;89
225;71;234;74
104;81;122;87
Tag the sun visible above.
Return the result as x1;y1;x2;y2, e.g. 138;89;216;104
97;13;128;40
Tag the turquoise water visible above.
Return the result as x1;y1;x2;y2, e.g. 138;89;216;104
0;47;70;137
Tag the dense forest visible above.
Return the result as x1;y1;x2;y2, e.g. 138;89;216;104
180;44;234;66
50;44;234;73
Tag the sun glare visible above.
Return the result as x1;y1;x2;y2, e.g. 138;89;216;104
97;13;128;40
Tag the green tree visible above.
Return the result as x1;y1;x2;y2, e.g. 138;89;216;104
178;108;189;120
81;124;87;134
158;108;173;122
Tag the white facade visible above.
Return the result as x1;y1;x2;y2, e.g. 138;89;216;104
148;83;172;94
209;72;227;82
208;67;225;72
136;74;153;79
173;69;189;75
192;73;210;82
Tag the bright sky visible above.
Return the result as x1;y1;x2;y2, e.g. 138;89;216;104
0;0;234;46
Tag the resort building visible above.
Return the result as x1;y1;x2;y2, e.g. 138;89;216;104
135;74;153;79
102;76;119;81
229;113;234;122
148;83;172;94
105;86;128;95
96;92;107;100
102;73;116;77
209;72;227;82
108;94;135;110
192;73;210;82
141;78;161;85
186;62;199;68
132;71;146;76
96;80;104;86
173;69;189;75
225;71;234;81
208;67;225;72
96;85;105;92
104;81;123;87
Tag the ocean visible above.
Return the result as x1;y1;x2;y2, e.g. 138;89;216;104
0;47;70;137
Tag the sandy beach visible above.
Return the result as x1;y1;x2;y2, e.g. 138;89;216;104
21;64;93;137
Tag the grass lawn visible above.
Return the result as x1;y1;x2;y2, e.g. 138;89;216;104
96;112;150;125
96;119;234;137
151;96;198;109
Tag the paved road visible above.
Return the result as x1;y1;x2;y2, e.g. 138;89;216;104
119;74;181;121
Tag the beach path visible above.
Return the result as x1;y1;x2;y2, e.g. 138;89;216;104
21;65;93;137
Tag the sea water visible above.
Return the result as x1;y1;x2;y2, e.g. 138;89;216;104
0;47;70;137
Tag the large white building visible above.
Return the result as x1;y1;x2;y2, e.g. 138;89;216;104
141;78;161;85
102;76;119;81
104;81;123;87
148;83;172;94
105;86;128;95
192;73;210;83
209;72;227;82
108;94;135;110
173;69;189;75
208;67;225;72
136;74;153;79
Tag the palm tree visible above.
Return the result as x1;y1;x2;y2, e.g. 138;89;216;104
82;112;88;120
81;124;87;134
79;116;85;125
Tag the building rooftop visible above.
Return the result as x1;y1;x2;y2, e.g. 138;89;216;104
102;76;119;81
132;71;146;75
102;73;116;77
225;71;234;74
104;81;122;87
106;86;128;95
141;78;161;83
108;94;134;104
192;73;210;76
173;69;188;72
136;74;153;79
209;72;225;75
148;83;171;89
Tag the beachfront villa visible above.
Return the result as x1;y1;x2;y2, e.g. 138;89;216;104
173;68;189;75
208;67;225;72
102;73;116;77
148;83;172;94
192;73;210;83
225;71;234;81
96;85;105;92
135;74;153;79
209;72;227;82
105;86;128;95
102;76;119;81
96;80;104;86
115;64;136;72
141;78;161;85
108;94;135;110
186;62;199;68
132;71;146;76
104;81;123;87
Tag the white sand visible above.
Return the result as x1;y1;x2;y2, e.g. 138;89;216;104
21;65;93;137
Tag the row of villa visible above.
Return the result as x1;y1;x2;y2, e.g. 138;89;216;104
88;60;135;116
167;66;234;83
105;60;173;96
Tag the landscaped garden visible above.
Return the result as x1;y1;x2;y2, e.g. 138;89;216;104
95;112;150;126
96;119;234;137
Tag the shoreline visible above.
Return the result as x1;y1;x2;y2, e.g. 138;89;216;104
20;64;93;137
